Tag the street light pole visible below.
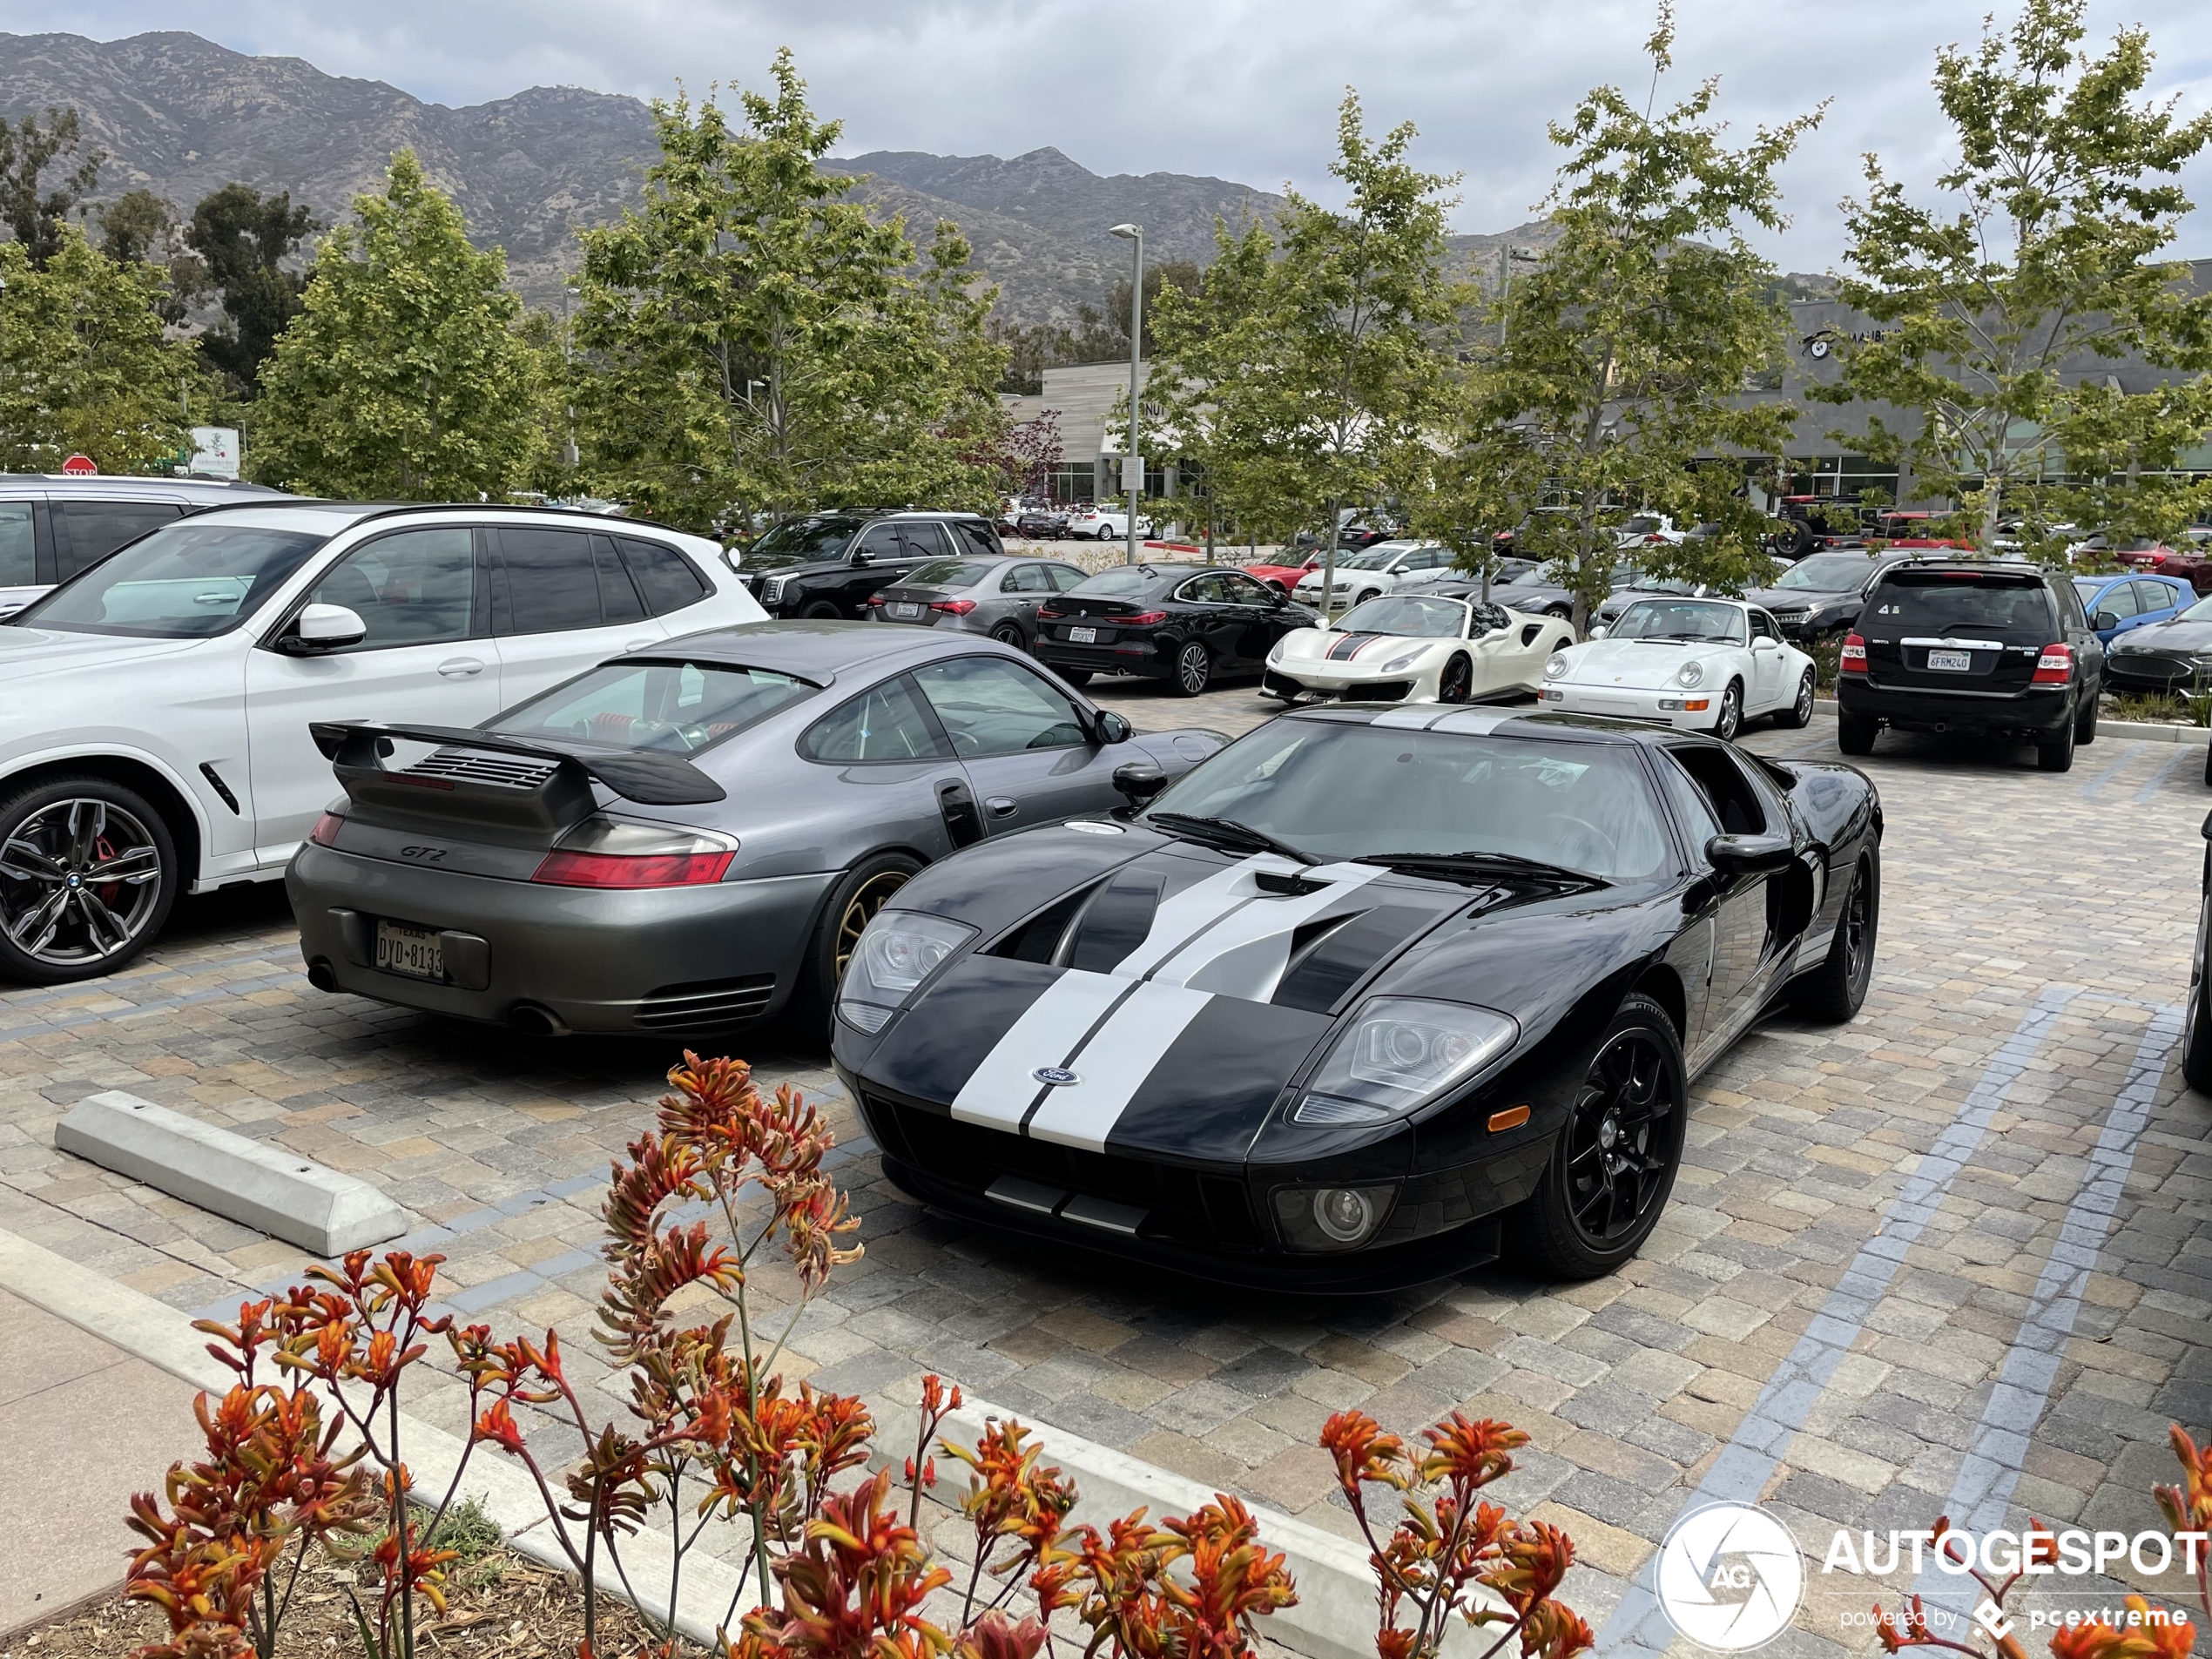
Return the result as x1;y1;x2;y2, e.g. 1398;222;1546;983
1110;223;1143;567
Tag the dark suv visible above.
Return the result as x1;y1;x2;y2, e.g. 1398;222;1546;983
735;510;1004;618
1836;559;2104;772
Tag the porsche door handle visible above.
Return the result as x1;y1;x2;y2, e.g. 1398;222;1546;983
986;796;1019;819
437;657;487;678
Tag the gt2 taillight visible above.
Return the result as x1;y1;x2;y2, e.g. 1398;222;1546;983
1123;610;1168;625
530;818;738;889
931;598;977;615
309;812;344;847
1839;633;1867;674
2033;643;2074;684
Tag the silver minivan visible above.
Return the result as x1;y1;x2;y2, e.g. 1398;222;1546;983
0;473;289;617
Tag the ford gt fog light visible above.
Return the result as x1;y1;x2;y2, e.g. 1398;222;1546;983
1543;654;1568;679
1271;1184;1396;1251
838;910;975;1033
1315;1187;1376;1243
1295;997;1519;1123
1676;661;1704;687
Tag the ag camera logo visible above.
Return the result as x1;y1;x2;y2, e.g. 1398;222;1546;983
1656;1502;1804;1651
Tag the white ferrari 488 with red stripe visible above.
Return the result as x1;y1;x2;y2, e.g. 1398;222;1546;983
1260;593;1577;705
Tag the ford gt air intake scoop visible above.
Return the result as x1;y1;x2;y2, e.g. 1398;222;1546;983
311;721;727;835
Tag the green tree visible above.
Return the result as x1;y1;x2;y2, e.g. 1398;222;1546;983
253;152;544;499
1469;8;1821;626
0;227;212;471
571;51;1008;531
186;183;320;392
0;107;102;267
98;189;205;324
1148;93;1465;597
1817;0;2212;557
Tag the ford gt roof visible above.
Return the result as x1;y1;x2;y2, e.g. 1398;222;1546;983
1283;704;1666;745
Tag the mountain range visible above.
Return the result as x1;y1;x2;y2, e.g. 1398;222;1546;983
0;29;1813;331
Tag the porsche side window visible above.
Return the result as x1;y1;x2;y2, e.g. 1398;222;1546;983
1664;744;1764;836
913;657;1088;754
800;675;952;764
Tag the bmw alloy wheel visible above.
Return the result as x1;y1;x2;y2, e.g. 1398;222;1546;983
1173;642;1211;696
0;797;165;970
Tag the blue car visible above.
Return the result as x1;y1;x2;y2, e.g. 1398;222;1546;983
2074;572;2192;643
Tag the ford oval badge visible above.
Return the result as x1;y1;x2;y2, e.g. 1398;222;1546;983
1032;1066;1080;1087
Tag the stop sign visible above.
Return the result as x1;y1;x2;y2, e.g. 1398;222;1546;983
60;454;96;475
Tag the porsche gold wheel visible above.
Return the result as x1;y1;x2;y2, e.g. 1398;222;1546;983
1439;654;1473;704
1512;992;1685;1278
804;852;925;1029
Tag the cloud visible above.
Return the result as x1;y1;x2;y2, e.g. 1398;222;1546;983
10;0;2212;266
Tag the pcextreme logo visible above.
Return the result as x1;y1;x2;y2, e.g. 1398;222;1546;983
1655;1502;1806;1651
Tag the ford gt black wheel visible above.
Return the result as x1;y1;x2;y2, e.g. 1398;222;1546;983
1440;655;1472;704
2184;937;2212;1095
1790;852;1878;1022
0;776;178;985
1514;993;1685;1278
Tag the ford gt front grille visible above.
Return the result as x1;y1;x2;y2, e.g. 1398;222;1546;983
860;1091;1262;1251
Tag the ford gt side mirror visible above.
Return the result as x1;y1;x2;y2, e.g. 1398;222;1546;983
1094;711;1133;745
2200;807;2212;841
1113;762;1169;803
283;603;367;654
1705;832;1795;875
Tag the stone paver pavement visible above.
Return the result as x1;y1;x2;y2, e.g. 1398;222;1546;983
2;678;2207;1655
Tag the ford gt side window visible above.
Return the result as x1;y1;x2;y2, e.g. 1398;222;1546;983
1653;749;1723;854
1663;744;1764;837
800;674;953;764
912;657;1089;754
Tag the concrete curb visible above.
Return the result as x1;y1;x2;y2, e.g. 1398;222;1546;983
0;1226;755;1647
869;1397;1509;1659
56;1090;408;1257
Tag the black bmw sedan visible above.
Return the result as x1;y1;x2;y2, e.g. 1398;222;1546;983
833;705;1882;1288
1031;563;1319;694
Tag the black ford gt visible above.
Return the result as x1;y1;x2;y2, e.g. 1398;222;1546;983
831;706;1881;1288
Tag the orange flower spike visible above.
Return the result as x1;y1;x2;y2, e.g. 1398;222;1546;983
1484;1520;1575;1615
475;1399;528;1454
1319;1410;1409;1494
1517;1600;1594;1659
1420;1413;1527;1491
2155;1426;2212;1535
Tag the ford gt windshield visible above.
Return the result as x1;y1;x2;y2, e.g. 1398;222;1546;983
1143;720;1670;881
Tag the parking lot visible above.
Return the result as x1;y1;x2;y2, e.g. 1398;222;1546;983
1;676;2208;1654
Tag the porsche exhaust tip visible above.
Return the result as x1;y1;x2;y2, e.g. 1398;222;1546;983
306;959;340;994
509;1002;570;1037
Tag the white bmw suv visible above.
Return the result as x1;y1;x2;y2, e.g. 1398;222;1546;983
0;502;763;983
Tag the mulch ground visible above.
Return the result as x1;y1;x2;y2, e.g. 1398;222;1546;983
3;1545;703;1658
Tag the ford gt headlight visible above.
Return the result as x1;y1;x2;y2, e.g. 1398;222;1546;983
1542;653;1569;679
1676;661;1704;687
1292;998;1520;1125
837;910;975;1033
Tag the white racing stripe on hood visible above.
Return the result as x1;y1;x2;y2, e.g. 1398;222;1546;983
1370;706;1452;729
948;853;1389;1150
950;968;1130;1132
1144;860;1385;999
1428;708;1521;736
1025;980;1213;1151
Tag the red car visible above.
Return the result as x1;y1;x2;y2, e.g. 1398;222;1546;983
1241;550;1325;592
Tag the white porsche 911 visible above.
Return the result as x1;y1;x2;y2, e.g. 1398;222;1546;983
1260;592;1577;705
1540;596;1817;739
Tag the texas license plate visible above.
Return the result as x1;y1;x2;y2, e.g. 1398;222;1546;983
1927;650;1973;671
887;603;921;619
375;920;443;981
1069;626;1097;644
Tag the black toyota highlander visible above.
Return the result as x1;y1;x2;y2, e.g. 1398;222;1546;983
1836;559;2104;772
735;509;1005;618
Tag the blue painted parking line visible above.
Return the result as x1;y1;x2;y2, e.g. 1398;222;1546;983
2077;752;2135;800
1910;1006;2182;1619
2131;748;2189;800
1598;984;2081;1653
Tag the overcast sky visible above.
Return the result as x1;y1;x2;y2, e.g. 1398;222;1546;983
11;0;2212;268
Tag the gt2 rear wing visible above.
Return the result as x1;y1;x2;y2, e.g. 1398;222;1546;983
311;722;726;835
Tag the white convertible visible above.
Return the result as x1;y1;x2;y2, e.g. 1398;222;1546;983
1540;597;1816;740
1261;591;1576;705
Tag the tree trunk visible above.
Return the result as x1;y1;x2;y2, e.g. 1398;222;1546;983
1321;497;1343;626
